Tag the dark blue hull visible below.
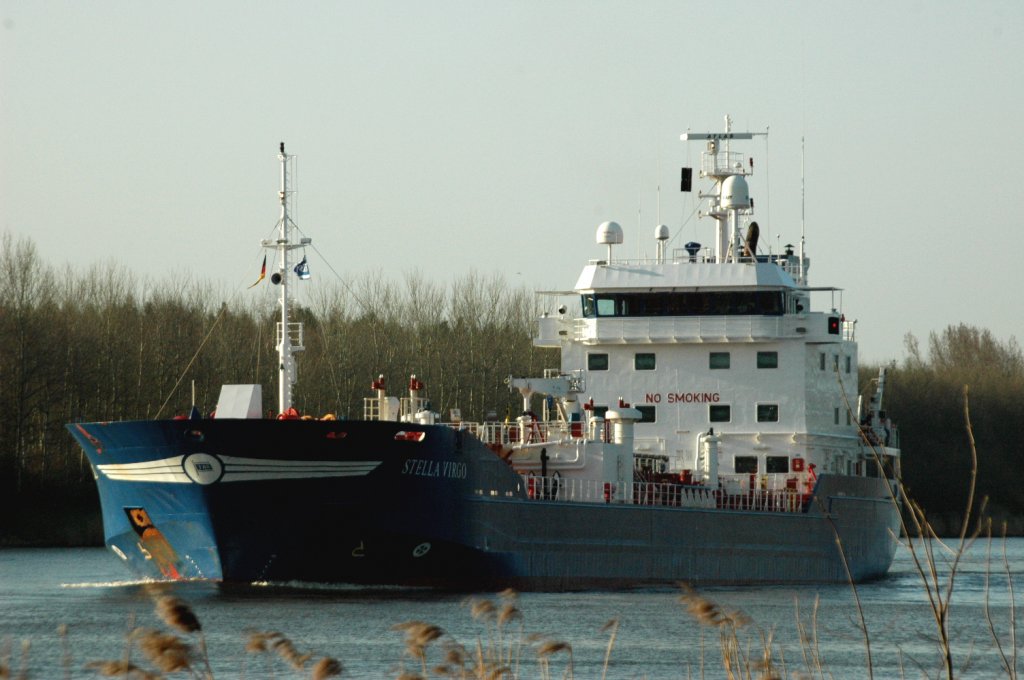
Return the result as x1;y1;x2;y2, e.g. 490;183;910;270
68;418;900;589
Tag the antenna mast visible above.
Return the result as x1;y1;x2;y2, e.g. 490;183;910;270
260;143;308;414
800;136;806;284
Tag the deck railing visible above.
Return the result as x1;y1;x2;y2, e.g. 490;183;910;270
520;474;809;513
574;316;793;343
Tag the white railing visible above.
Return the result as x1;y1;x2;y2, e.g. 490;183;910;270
702;150;749;177
575;316;792;343
713;487;810;513
520;474;809;514
462;420;595;446
523;475;607;503
632;481;717;509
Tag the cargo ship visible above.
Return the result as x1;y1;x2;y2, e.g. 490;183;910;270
68;126;902;589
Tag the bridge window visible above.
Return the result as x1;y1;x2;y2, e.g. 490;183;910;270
596;298;617;316
710;404;731;423
636;405;656;423
757;404;779;422
766;456;789;473
580;291;785;318
757;351;779;369
734;456;757;473
634;353;656;370
709;352;730;369
588;353;609;371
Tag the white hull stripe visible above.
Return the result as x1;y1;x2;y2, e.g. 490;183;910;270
97;456;190;483
97;454;382;484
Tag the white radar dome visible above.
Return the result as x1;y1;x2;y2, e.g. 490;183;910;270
596;221;624;245
721;175;750;209
655;224;670;241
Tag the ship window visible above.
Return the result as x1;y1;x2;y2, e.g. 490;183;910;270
583;291;785;318
766;456;789;473
636;405;656;423
757;351;778;369
588;353;609;371
845;355;852;374
634;353;656;370
734;456;757;473
819;352;826;371
593;405;608;418
581;294;596;317
709;352;730;369
834;407;840;425
709;404;731;422
756;404;779;422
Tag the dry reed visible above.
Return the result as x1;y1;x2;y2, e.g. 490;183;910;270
310;656;343;679
679;584;791;680
244;630;317;675
83;659;162;679
131;628;193;674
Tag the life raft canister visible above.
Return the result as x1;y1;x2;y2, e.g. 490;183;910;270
792;457;805;472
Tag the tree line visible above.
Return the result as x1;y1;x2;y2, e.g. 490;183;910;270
863;325;1024;534
2;231;1021;542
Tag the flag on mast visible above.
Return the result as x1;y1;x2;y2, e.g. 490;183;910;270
249;255;267;288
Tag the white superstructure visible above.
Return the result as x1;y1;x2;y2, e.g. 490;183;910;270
504;117;899;504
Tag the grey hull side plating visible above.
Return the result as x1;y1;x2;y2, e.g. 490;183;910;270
462;477;900;589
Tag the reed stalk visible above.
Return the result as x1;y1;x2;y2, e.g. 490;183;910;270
984;522;1020;680
598;618;618;680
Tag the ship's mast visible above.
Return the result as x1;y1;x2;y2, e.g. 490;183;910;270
681;116;767;263
261;142;308;414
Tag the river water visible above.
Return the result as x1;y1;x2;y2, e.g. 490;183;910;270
1;540;1021;679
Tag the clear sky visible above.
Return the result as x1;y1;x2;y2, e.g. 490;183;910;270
2;0;1021;363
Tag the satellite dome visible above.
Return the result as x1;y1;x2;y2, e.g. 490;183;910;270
721;175;750;209
655;224;670;241
596;221;624;245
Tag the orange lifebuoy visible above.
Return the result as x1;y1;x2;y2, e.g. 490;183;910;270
792;457;805;472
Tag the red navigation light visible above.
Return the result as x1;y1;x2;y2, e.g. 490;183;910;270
394;430;426;442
